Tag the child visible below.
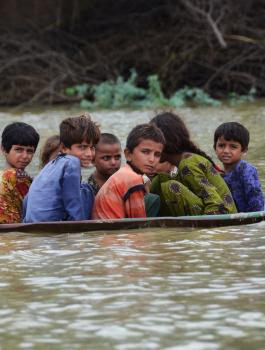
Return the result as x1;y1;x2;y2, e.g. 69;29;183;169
92;123;165;219
88;133;122;195
23;114;100;223
214;122;264;212
0;122;40;223
39;134;60;168
150;112;237;215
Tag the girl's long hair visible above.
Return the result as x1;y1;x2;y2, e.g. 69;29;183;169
150;112;216;166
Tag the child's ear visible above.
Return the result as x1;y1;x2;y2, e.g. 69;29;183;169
1;145;7;155
124;148;131;161
60;143;70;154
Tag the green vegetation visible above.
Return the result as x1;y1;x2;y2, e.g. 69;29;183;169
65;70;256;109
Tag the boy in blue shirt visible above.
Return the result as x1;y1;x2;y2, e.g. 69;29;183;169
24;114;100;222
214;122;264;212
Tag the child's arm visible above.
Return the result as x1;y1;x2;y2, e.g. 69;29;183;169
242;164;264;212
124;185;146;218
62;159;93;220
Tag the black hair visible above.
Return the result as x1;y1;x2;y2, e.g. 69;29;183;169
213;122;249;150
151;112;215;165
96;133;121;148
1;122;39;152
126;123;165;152
60;114;100;148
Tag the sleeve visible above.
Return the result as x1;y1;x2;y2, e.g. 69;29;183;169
62;159;92;221
124;185;146;218
179;161;228;214
242;164;264;212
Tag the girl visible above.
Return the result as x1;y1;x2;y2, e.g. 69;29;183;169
39;135;60;168
150;112;237;216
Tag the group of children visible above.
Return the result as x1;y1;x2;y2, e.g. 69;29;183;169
0;112;264;224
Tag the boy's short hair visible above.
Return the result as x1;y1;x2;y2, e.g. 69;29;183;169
126;123;165;152
214;122;249;150
96;133;121;149
60;114;100;148
1;122;40;152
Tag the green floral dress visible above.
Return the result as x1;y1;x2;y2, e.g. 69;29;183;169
151;153;237;216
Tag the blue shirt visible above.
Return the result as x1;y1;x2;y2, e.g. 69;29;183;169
223;160;264;212
23;154;94;222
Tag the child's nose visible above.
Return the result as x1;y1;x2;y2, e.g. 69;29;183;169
149;153;155;163
22;150;29;158
85;147;93;157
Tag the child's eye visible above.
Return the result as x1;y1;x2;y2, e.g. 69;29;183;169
102;156;111;161
114;155;121;160
154;152;162;158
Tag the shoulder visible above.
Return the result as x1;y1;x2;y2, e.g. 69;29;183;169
0;168;31;184
52;154;81;172
58;154;80;166
99;165;143;193
236;160;258;177
179;153;214;173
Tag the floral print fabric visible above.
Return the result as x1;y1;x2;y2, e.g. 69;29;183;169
223;160;264;212
151;153;237;216
0;168;32;223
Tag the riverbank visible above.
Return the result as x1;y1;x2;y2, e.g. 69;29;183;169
1;1;265;106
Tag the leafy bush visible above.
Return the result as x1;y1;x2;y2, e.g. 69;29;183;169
65;69;255;109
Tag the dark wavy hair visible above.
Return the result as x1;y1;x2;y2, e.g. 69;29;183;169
60;114;100;148
150;112;215;165
126;123;165;152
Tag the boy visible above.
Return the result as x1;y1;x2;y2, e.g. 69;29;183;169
214;121;264;212
0;122;40;223
88;133;122;195
92;123;165;219
24;114;100;222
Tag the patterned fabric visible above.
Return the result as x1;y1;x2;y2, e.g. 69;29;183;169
92;164;146;219
0;168;32;223
24;154;94;223
223;160;264;212
87;174;101;195
151;173;204;216
151;153;237;216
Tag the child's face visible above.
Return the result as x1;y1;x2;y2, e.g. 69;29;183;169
94;143;121;176
62;141;95;168
2;144;35;170
125;139;163;175
215;136;245;166
155;161;174;174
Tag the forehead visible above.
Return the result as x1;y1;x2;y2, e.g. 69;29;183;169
74;141;93;146
96;143;121;154
135;139;164;152
217;136;241;144
11;144;35;150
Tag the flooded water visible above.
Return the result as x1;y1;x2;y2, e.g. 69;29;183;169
0;103;265;349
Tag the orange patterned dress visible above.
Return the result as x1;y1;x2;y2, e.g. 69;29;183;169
0;168;32;223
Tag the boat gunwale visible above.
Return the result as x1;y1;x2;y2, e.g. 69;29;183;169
1;211;265;233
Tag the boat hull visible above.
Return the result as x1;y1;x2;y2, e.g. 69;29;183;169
1;211;265;233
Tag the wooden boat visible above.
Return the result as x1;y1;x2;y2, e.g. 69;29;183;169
1;211;265;234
